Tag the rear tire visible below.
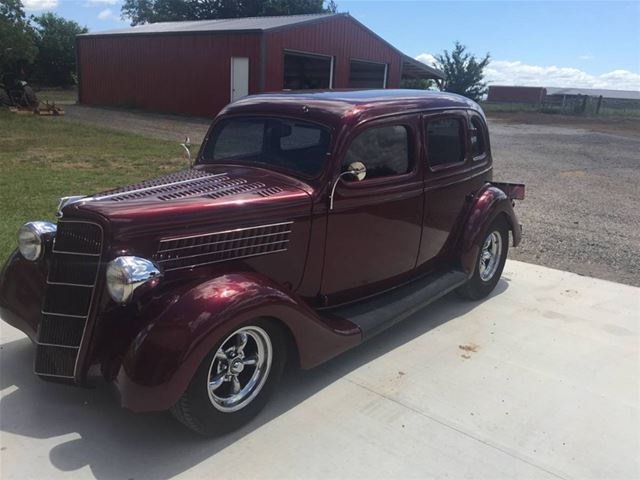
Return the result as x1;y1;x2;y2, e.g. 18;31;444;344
457;216;509;300
170;318;286;436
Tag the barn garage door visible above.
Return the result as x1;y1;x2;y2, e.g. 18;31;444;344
283;51;333;90
348;60;388;88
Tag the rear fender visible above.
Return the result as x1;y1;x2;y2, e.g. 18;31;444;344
458;184;521;276
116;273;360;412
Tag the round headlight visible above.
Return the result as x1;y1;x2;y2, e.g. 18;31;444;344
106;256;162;304
17;221;56;261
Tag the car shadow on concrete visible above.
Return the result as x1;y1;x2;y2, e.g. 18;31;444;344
0;279;509;479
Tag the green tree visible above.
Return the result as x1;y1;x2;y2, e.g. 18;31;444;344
435;42;490;102
32;13;87;87
122;0;338;26
400;78;434;90
0;0;37;78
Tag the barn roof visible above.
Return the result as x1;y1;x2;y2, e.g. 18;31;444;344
545;87;640;100
401;55;446;82
79;13;446;81
79;13;341;36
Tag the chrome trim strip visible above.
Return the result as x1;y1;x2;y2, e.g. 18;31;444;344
163;247;289;272
46;280;94;288
159;221;293;243
50;250;101;257
33;372;76;379
36;342;80;349
92;172;228;201
157;230;292;253
41;310;88;319
157;239;290;263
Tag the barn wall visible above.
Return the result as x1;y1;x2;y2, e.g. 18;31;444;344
264;16;402;91
78;33;261;117
487;86;547;104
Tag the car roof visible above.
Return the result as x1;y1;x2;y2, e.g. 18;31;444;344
221;89;484;127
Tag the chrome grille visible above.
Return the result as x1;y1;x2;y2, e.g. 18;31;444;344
155;222;292;271
35;221;103;380
54;222;102;254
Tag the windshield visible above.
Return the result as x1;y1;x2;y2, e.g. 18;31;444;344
200;117;331;177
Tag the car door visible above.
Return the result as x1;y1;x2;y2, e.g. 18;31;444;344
417;110;490;267
321;116;424;305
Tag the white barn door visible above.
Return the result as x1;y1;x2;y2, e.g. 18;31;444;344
230;57;249;102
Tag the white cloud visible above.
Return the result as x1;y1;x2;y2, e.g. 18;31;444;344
23;0;58;10
415;53;437;67
97;8;115;20
86;0;119;5
416;53;640;91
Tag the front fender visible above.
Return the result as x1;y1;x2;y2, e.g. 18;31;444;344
115;273;360;412
458;184;521;276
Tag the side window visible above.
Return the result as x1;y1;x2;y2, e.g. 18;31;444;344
469;116;487;159
343;125;410;179
426;118;465;167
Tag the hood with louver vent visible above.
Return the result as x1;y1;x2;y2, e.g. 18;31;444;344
90;169;287;203
62;166;312;237
54;165;312;292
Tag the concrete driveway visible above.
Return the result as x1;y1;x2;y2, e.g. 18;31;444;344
1;260;638;479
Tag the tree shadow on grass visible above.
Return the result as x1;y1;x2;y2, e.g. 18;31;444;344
0;280;508;479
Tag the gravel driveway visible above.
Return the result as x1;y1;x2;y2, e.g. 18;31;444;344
63;105;640;286
490;118;640;286
64;104;211;144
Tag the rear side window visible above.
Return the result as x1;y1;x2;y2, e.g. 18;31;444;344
469;116;487;159
343;125;410;179
426;118;466;167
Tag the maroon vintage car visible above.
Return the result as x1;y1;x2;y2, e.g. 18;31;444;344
0;90;524;435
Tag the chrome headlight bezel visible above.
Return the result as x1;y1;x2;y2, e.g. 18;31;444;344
17;221;57;261
106;256;162;305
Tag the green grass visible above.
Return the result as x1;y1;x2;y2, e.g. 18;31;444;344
0;110;187;261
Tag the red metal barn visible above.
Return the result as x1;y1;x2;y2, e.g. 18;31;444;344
77;13;444;117
487;86;547;104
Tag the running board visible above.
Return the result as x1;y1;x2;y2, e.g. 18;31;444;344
328;269;468;341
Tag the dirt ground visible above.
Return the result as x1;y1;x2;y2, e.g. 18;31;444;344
61;105;640;286
64;104;211;144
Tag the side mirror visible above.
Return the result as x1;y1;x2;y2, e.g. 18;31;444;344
345;161;367;181
329;161;367;210
180;137;192;167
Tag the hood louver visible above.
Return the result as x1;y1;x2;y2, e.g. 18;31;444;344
91;170;288;203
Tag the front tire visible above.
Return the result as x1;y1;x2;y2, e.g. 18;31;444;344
170;319;286;436
457;217;509;300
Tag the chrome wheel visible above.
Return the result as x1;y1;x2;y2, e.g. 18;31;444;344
478;230;502;282
206;326;272;413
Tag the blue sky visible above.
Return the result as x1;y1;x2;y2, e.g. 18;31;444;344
23;0;640;90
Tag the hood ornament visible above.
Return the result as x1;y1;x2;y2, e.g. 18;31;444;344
181;137;193;167
56;195;89;218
